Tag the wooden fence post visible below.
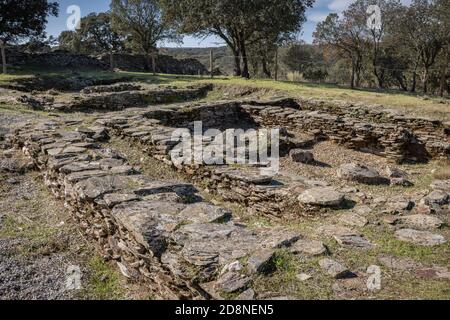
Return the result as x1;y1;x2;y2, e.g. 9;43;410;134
210;49;214;78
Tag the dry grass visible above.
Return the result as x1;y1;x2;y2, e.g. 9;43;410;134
1;67;449;120
433;161;450;180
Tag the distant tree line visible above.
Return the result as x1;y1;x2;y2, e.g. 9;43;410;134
0;0;448;96
313;0;449;96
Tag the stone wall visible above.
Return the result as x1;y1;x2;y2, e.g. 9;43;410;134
7;49;107;69
99;53;208;75
8;120;301;299
6;48;208;75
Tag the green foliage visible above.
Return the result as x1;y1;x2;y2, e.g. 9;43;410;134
110;0;179;56
0;0;58;43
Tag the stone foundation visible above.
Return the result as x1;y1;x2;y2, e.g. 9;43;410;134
7;120;302;300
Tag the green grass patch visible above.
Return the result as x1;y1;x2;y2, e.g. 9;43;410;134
83;257;125;300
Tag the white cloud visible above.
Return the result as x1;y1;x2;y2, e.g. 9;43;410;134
307;12;330;23
328;0;352;12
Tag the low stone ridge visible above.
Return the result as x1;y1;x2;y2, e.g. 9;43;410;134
62;84;213;112
8;120;306;300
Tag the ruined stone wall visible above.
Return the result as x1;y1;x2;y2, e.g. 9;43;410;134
7;49;108;69
6;48;208;75
99;53;209;75
8;119;301;300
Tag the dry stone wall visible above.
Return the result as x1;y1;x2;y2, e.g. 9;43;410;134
7;119;302;300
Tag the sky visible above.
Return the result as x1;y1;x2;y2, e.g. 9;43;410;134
45;0;412;47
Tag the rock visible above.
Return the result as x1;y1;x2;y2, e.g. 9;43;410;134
319;258;353;279
353;205;372;215
290;149;315;164
116;262;131;278
386;166;407;178
221;261;244;274
382;215;400;225
332;277;368;297
339;213;368;227
298;187;345;208
423;190;449;206
390;177;414;187
395;229;446;246
399;214;443;230
289;239;327;256
237;288;255;300
215;272;252;294
296;273;312;281
337;163;390;185
103;193;140;208
247;249;275;274
415;266;450;280
317;225;361;238
334;235;374;249
378;254;421;271
430;180;450;192
384;197;415;214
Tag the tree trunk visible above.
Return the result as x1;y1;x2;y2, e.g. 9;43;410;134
152;53;156;75
0;40;7;74
350;60;356;89
262;58;271;78
240;40;250;79
411;70;417;93
423;67;429;94
440;44;449;97
233;50;241;77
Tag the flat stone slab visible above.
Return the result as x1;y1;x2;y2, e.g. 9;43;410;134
423;190;449;206
317;225;361;238
337;163;390;185
399;214;443;230
339;213;368;227
395;229;446;246
319;258;353;279
430;180;450;192
334;235;374;250
298;187;345;208
289;239;327;256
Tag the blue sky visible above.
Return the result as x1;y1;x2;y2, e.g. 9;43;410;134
46;0;411;47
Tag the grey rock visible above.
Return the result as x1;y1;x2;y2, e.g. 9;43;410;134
215;272;252;293
399;214;443;230
247;249;275;274
334;235;374;250
339;213;368;227
289;239;327;256
298;187;345;208
290;149;315;164
423;190;449;206
319;258;353;279
430;180;450;192
337;163;390;185
395;229;446;246
237;288;255;300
